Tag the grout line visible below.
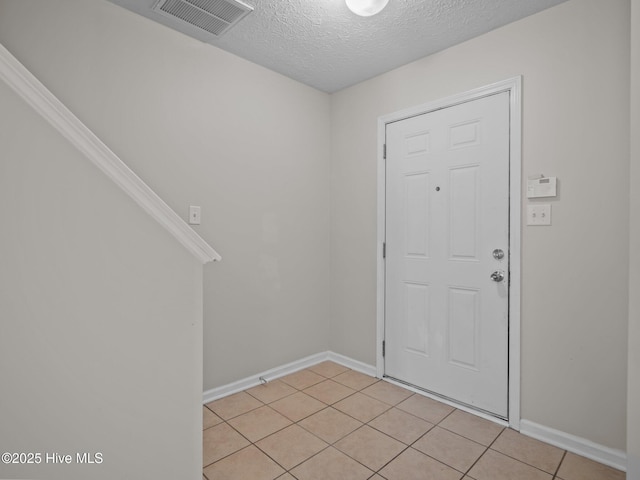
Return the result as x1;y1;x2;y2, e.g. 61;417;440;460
292;368;390;476
489;446;566;478
553;450;568;479
437;407;458;425
486;427;506;449
460;424;506;476
371;443;412;476
252;433;320;474
484;428;569;479
295;406;352;445
205;391;266;421
203;363;597;480
462;444;490;477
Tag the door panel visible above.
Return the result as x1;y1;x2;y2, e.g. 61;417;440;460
448;287;479;370
405;282;430;355
384;92;510;418
405;172;430;257
449;165;479;259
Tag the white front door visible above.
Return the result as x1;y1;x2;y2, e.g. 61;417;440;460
384;92;510;418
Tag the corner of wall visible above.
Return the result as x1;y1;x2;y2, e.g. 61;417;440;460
628;0;640;478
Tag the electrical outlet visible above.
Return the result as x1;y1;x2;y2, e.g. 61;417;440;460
189;206;201;225
527;204;551;226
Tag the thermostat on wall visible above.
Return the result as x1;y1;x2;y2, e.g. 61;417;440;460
527;176;557;198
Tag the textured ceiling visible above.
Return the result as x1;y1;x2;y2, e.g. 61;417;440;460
108;0;568;93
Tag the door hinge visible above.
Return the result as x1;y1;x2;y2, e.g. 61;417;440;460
382;242;386;259
382;340;386;357
383;144;387;159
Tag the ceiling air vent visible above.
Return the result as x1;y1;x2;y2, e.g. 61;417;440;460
153;0;253;37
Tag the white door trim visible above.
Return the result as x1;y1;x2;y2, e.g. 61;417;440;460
376;77;522;429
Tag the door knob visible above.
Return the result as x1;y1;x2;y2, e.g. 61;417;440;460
490;270;505;282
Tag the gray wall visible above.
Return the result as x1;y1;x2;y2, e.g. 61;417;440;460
0;0;332;390
0;78;203;479
628;0;640;477
329;0;630;450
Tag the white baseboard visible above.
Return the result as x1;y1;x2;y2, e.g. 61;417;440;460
202;355;628;474
520;419;627;472
326;351;377;377
203;351;377;404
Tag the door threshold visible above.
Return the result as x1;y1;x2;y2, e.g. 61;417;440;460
383;375;509;427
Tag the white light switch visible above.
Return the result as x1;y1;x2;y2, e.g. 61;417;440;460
527;204;551;226
189;206;201;225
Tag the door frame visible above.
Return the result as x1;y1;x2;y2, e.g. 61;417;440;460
376;77;522;429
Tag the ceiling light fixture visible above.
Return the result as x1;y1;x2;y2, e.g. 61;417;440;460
345;0;389;17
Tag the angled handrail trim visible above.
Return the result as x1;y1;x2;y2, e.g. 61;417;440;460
0;43;220;264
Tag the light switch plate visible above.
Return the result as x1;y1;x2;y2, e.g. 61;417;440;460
527;204;551;226
189;206;201;225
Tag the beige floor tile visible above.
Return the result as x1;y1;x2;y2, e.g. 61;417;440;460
304;379;356;404
379;447;463;480
467;449;552;480
332;370;379;390
334;425;406;471
204;406;223;429
298;407;363;443
368;407;434;445
203;377;623;480
361;380;414;405
413;426;485;473
438;410;504;446
308;361;350;378
290;447;374;480
256;424;328;470
206;391;263;420
280;369;326;390
396;394;456;424
247;380;297;404
491;428;564;474
227;405;292;442
203;445;284;480
333;392;391;422
203;422;250;467
270;391;326;422
556;452;625;480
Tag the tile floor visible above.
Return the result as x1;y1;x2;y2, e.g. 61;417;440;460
203;361;625;480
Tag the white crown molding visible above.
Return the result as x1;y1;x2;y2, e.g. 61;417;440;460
0;42;221;265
